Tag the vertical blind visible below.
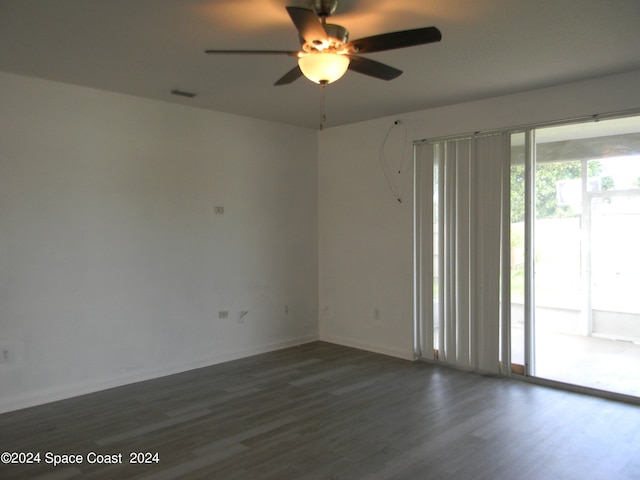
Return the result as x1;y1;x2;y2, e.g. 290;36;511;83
414;134;510;374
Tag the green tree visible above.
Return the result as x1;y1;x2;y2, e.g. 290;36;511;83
511;165;525;223
510;160;606;223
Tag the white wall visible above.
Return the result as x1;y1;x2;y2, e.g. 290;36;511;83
3;68;639;413
318;69;640;360
0;72;318;413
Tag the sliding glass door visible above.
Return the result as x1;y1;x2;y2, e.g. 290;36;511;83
520;115;640;397
417;112;640;398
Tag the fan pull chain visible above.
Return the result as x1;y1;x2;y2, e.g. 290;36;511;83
319;80;327;130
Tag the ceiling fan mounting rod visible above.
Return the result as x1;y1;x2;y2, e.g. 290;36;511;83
311;0;338;20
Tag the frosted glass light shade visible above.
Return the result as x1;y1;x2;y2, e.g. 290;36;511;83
298;52;350;84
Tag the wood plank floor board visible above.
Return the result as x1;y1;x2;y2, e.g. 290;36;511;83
2;341;640;479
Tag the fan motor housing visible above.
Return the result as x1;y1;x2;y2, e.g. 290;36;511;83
301;23;348;52
325;24;348;45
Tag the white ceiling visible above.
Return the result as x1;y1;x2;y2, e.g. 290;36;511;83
1;0;639;129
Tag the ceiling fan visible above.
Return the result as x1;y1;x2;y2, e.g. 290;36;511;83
205;0;442;86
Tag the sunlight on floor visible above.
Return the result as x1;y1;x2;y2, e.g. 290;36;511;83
512;326;640;398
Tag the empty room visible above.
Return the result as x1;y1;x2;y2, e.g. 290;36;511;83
1;1;640;478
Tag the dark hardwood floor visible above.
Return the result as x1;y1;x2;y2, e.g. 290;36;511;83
1;341;639;479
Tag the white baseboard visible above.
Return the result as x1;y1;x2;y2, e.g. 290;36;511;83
0;335;319;414
319;334;414;361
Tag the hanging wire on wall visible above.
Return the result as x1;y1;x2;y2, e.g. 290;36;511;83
379;119;408;202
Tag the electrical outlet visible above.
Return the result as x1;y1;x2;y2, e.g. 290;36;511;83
214;206;224;214
374;308;381;321
218;310;229;319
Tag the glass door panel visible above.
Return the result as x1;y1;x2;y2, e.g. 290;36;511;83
510;132;526;369
532;157;584;382
530;116;640;397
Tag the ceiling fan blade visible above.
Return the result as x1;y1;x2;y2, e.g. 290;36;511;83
205;50;298;56
345;26;441;54
347;55;402;81
274;66;303;86
286;6;328;47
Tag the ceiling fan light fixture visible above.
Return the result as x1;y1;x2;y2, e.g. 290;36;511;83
298;52;350;84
